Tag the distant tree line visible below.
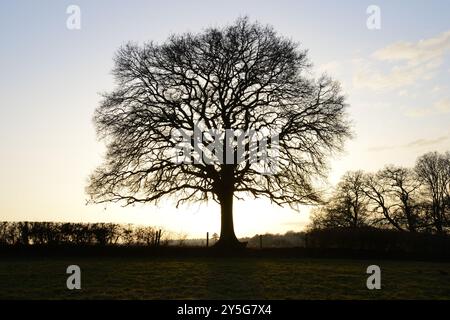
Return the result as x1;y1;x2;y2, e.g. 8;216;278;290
0;222;165;246
162;231;306;248
243;231;306;248
305;226;450;256
310;151;450;234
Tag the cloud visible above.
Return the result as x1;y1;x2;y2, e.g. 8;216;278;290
406;136;449;147
406;97;450;117
368;135;449;152
372;31;450;62
434;98;450;113
432;85;446;93
353;30;450;90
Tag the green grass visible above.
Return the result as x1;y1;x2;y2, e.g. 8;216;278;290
1;256;449;299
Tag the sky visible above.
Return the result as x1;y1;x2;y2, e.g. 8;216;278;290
0;0;449;238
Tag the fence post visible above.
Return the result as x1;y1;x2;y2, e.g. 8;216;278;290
157;229;161;246
206;232;209;247
259;234;263;249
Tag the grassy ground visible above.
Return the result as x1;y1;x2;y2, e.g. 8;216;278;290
0;256;449;299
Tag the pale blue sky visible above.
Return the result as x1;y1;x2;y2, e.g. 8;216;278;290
1;0;449;237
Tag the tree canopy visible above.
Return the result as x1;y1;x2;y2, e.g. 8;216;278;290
87;17;352;247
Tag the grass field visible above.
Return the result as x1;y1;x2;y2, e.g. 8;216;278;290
1;256;450;299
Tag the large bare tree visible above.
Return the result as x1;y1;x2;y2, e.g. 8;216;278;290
87;18;351;248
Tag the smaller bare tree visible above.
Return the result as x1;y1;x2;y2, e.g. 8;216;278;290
310;171;369;229
415;151;450;233
364;166;421;232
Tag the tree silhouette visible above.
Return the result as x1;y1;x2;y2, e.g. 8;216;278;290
415;151;450;233
310;171;368;229
87;17;351;248
364;166;421;232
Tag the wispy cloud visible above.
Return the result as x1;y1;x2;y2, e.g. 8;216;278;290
368;135;449;152
406;97;450;117
406;136;449;147
353;30;450;90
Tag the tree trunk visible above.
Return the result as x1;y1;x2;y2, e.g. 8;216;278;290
433;202;443;234
214;189;244;249
405;209;417;233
